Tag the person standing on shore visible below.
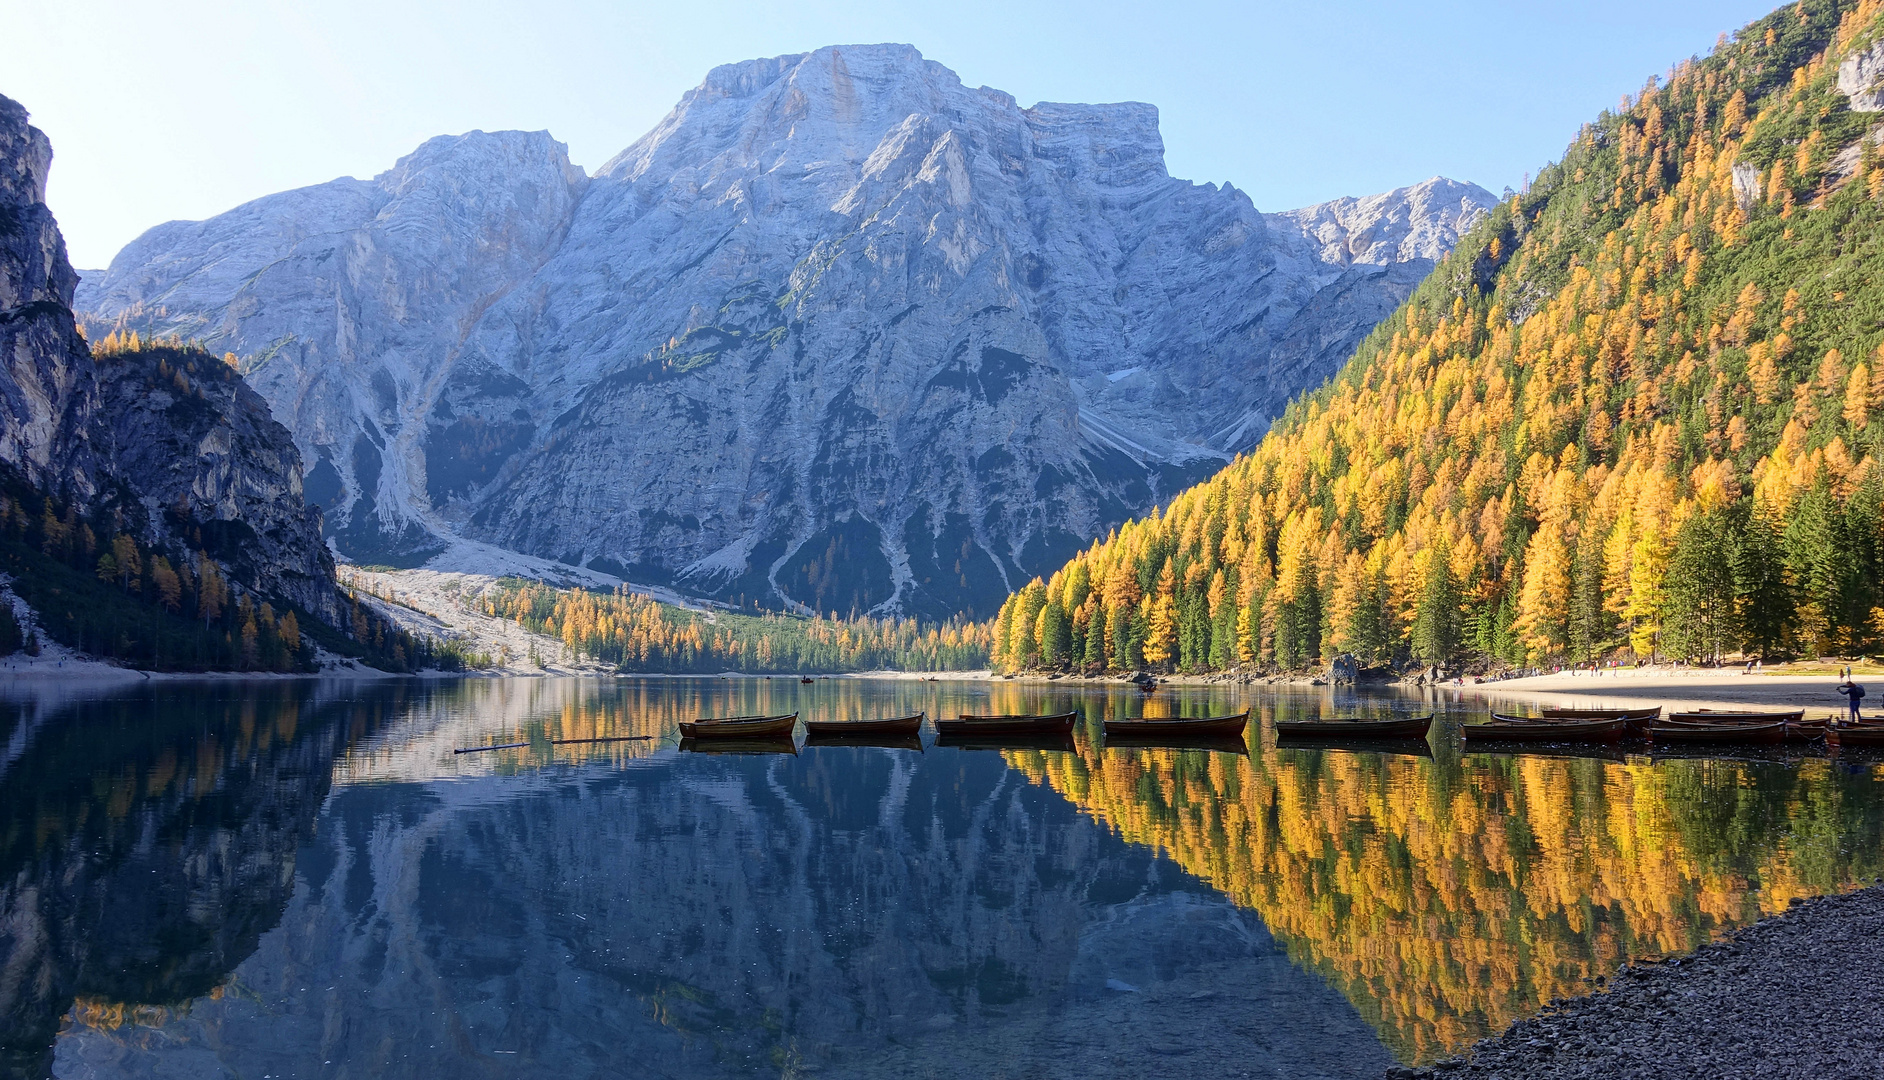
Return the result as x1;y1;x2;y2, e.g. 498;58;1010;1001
1838;672;1866;724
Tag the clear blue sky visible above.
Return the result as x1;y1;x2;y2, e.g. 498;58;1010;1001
10;0;1778;269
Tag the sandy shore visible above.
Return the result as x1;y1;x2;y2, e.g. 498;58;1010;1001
1455;667;1870;716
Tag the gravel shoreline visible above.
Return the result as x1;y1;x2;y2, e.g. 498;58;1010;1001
1391;884;1884;1079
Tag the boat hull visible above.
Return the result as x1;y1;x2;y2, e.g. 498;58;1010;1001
1665;710;1804;723
1540;706;1663;720
1272;716;1433;739
1465;717;1628;742
1101;711;1249;738
678;713;799;739
934;712;1078;737
1648;720;1789;744
802;713;924;736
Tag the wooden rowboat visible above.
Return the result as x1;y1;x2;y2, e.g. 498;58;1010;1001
677;712;799;739
1272;716;1432;739
1465;716;1629;742
802;712;924;736
1648;719;1789;744
1540;706;1663;720
935;712;1078;737
1660;710;1821;743
1831;725;1884;747
1665;709;1804;723
1102;710;1249;738
1533;707;1663;736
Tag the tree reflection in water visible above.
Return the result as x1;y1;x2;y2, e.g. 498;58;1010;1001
1011;735;1884;1062
7;679;1883;1075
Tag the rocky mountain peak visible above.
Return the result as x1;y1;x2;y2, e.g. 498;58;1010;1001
1269;176;1493;267
76;52;1494;619
376;129;588;198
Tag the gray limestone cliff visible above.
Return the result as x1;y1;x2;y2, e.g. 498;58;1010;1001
0;93;341;627
78;45;1494;618
0;95;96;499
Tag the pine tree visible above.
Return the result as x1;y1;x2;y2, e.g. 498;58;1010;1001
1736;507;1793;659
1084;602;1108;670
1661;511;1738;663
1568;526;1611;661
1411;541;1462;667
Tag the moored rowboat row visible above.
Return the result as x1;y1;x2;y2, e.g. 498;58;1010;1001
493;703;1877;754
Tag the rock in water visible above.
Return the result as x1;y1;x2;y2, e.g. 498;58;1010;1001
1327;654;1358;685
77;45;1494;617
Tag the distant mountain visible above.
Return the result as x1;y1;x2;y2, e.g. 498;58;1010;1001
991;1;1884;673
78;44;1492;618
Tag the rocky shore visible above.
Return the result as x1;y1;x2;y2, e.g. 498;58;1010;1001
1392;884;1884;1079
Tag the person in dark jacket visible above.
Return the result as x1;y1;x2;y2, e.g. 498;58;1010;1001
1839;672;1866;723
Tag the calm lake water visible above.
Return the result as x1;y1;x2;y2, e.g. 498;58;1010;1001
4;677;1883;1079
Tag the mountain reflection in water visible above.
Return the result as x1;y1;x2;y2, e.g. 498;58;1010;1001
3;679;1882;1077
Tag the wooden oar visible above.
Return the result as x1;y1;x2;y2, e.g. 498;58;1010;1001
550;736;653;746
454;741;529;754
454;735;653;754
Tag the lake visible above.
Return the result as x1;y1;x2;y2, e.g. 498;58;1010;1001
4;677;1881;1078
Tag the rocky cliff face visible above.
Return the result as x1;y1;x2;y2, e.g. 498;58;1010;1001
0;95;96;499
0;93;341;626
78;45;1493;617
93;344;340;621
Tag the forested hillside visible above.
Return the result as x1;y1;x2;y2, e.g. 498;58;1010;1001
481;580;992;673
994;0;1884;672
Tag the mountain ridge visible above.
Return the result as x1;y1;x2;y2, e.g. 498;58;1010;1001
78;44;1493;619
990;0;1884;673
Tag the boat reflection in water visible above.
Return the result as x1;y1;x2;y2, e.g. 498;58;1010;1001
9;678;1884;1076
